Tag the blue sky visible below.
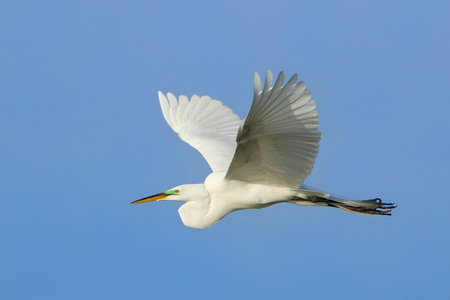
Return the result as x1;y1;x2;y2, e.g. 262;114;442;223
1;0;449;299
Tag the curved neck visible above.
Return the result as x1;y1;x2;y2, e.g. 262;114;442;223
178;200;235;229
177;184;235;229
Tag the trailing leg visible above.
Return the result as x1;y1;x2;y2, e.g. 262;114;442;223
289;196;396;216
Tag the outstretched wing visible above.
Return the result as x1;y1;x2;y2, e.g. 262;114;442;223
226;70;321;187
158;92;242;172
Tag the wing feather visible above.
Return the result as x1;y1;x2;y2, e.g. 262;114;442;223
225;70;321;187
158;92;241;172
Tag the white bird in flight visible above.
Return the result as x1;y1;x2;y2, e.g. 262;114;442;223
132;70;395;229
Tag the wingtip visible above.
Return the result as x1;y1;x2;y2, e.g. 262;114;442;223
291;73;298;82
277;70;285;80
254;72;262;92
265;69;273;82
158;91;167;102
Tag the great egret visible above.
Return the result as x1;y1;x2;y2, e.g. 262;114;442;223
132;70;395;229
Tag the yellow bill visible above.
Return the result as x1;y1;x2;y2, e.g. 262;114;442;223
131;192;167;204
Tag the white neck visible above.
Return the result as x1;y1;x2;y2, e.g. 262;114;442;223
176;184;234;229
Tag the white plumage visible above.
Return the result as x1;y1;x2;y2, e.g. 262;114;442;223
132;70;395;229
159;93;241;172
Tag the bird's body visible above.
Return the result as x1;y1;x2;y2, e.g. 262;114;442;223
186;172;295;228
132;70;395;229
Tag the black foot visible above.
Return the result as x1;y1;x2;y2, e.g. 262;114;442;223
337;198;397;216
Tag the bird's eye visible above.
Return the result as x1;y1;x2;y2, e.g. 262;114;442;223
175;189;180;193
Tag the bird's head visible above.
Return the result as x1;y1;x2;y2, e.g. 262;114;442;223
131;184;217;229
